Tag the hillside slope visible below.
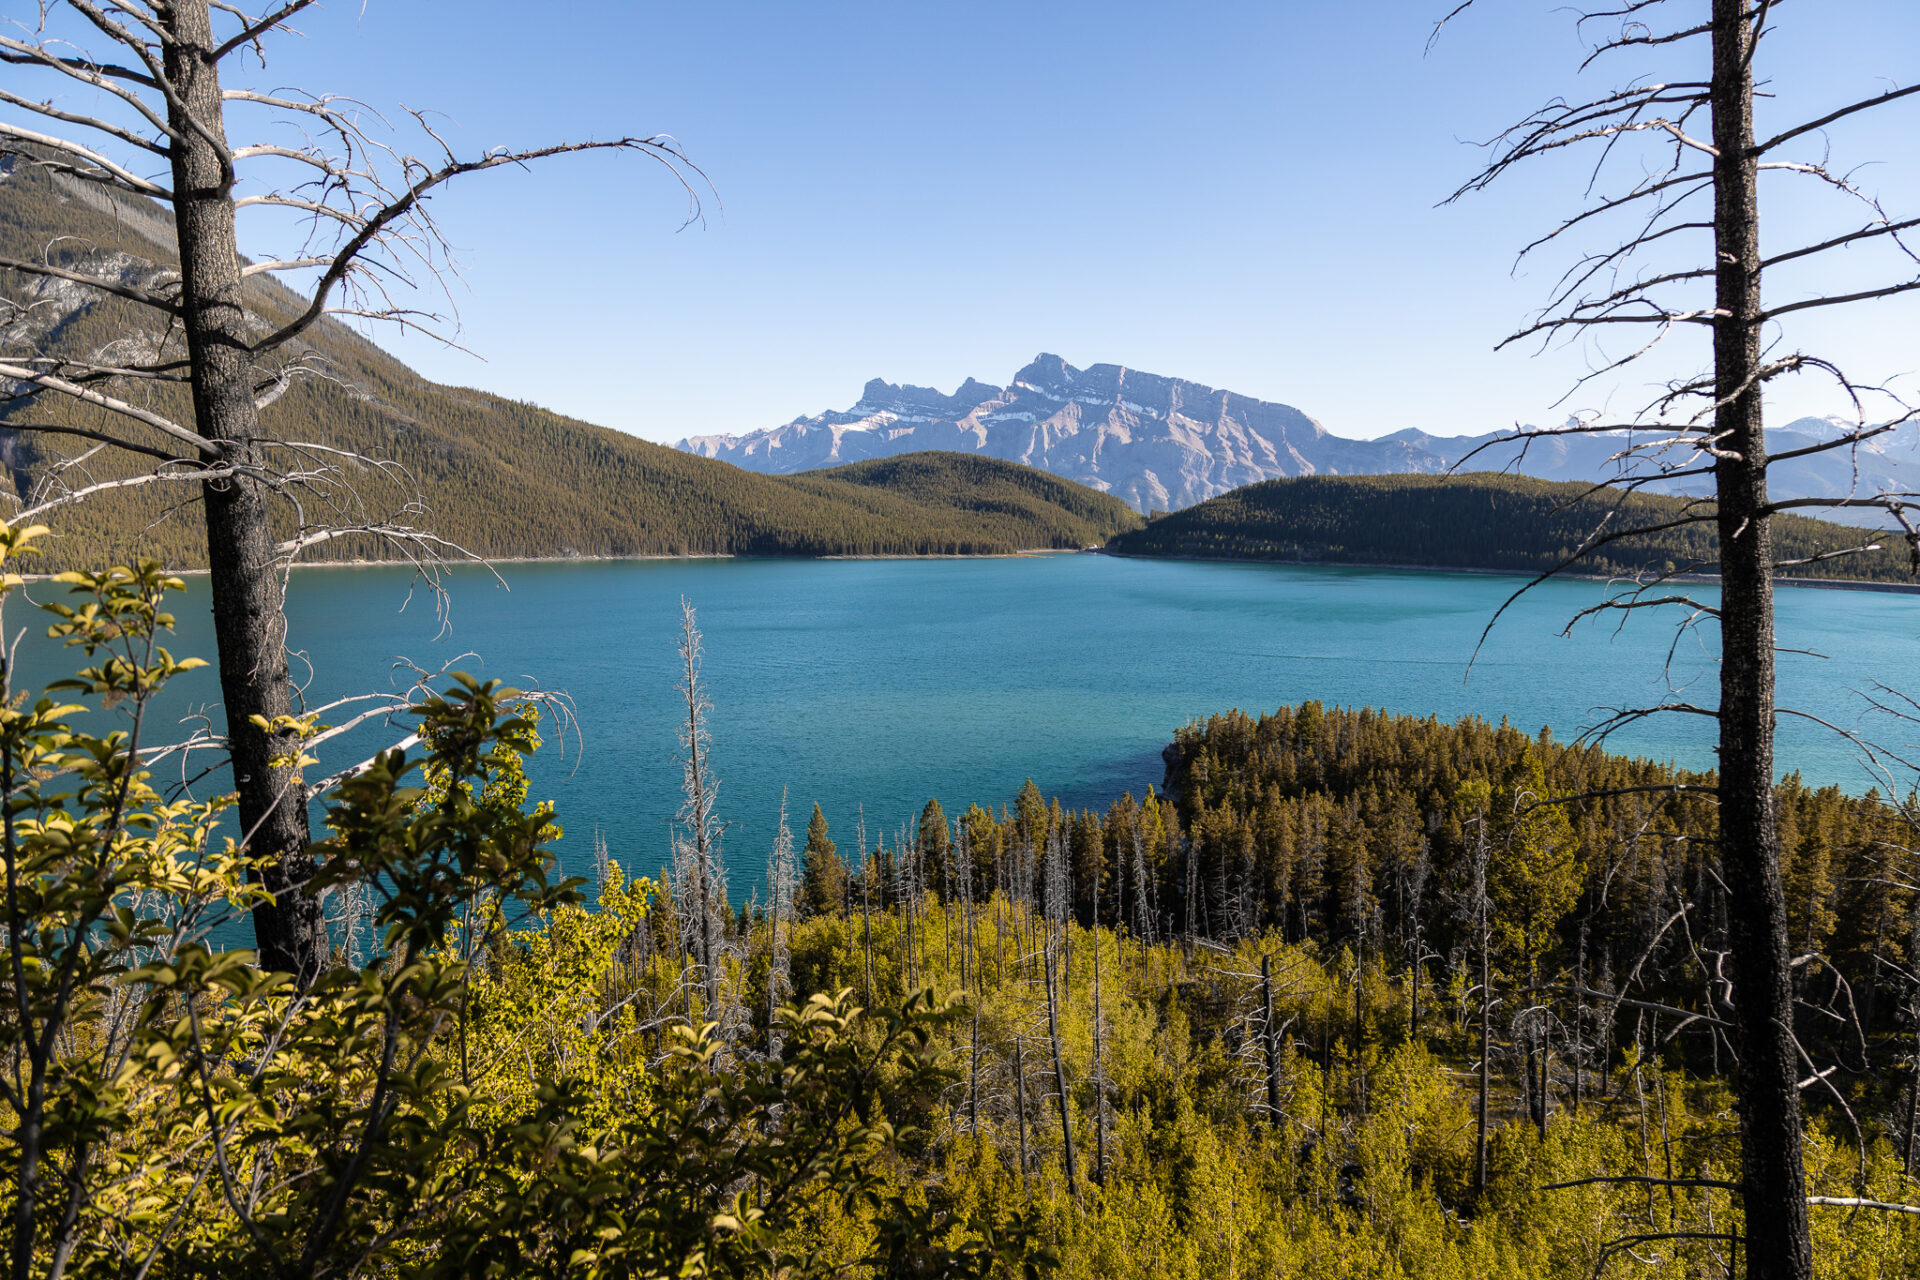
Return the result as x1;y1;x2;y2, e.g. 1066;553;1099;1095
0;160;1138;569
1104;472;1919;585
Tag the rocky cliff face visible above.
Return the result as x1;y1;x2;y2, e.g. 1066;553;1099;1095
681;355;1918;522
679;354;1450;512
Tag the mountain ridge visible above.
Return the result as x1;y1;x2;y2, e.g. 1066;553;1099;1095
682;356;1919;525
681;353;1448;511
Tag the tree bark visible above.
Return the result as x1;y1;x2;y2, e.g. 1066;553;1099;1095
1092;869;1109;1185
1906;1002;1919;1178
1263;953;1283;1127
1476;851;1492;1203
163;1;325;982
1710;5;1812;1275
1014;1034;1030;1200
1043;937;1079;1196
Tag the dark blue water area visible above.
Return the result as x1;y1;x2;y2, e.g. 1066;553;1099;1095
11;553;1919;906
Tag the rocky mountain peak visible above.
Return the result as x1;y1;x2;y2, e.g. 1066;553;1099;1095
676;356;1919;524
680;354;1390;511
851;376;1004;420
1011;352;1076;392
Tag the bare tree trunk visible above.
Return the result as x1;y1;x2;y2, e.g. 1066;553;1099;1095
164;1;326;982
861;872;874;1009
970;996;981;1138
860;809;874;1007
1092;883;1109;1186
675;602;724;1027
1044;929;1079;1196
1476;832;1492;1203
1263;953;1283;1128
1710;7;1811;1275
1531;960;1547;1140
1572;924;1586;1115
767;792;796;1062
1906;1004;1919;1178
1014;1034;1030;1201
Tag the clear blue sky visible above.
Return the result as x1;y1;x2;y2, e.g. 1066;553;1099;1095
27;1;1920;442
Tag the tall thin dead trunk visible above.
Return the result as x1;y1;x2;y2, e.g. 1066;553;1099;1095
1474;824;1492;1203
970;996;981;1137
1906;1004;1919;1178
1572;924;1586;1114
1092;885;1109;1186
1044;939;1078;1196
1709;6;1811;1274
859;809;874;1007
674;602;724;1027
164;2;325;982
1014;1034;1030;1200
1906;909;1920;1178
1263;953;1283;1128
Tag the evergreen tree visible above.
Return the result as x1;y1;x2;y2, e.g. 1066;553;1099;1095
800;802;848;918
919;797;952;896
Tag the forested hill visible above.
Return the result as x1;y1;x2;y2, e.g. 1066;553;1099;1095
1104;471;1919;585
0;161;1138;569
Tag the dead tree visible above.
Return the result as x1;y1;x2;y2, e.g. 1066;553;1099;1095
1041;828;1079;1196
766;789;797;1061
1464;813;1494;1203
1013;1033;1031;1200
859;807;874;1007
672;599;729;1034
0;2;698;980
957;818;975;992
1439;3;1920;1273
1089;854;1115;1186
1261;954;1287;1129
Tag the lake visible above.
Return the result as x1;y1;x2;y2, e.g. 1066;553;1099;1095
12;554;1919;901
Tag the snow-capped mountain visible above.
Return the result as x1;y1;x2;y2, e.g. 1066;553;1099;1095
679;354;1447;512
680;354;1919;521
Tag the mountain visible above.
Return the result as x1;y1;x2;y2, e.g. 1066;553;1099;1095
1105;472;1918;586
0;160;1138;569
680;354;1450;512
682;356;1919;525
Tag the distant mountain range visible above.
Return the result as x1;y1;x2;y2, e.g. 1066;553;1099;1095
0;162;1138;568
681;355;1920;525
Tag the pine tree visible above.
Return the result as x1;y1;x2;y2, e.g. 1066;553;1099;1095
800;803;847;919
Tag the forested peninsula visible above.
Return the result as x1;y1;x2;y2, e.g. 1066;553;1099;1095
1106;472;1920;586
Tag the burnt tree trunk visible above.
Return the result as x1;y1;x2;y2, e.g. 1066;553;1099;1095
1263;953;1283;1127
1014;1034;1030;1200
163;2;325;982
1043;937;1079;1196
1476;865;1492;1203
1710;4;1812;1275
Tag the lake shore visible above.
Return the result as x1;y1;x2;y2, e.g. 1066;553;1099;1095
40;545;1916;595
1095;548;1920;595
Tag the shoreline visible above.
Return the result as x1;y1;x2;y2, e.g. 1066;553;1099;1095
1095;548;1920;595
40;546;1085;581
31;546;1918;596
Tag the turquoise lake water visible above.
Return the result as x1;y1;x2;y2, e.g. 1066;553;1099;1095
12;554;1919;901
